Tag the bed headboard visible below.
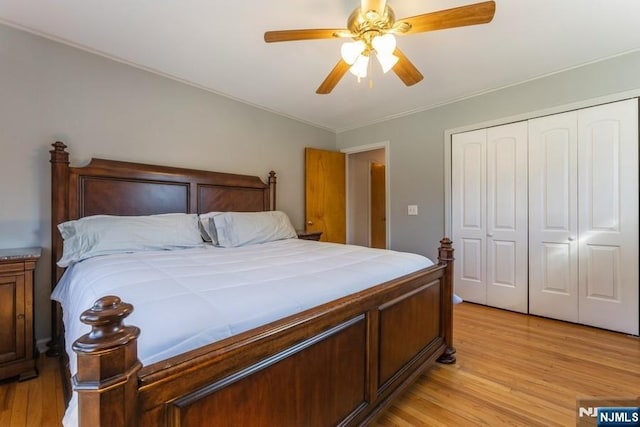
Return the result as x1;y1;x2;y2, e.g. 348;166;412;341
49;141;277;344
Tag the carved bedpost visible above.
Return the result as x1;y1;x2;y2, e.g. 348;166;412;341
437;237;456;364
268;171;277;211
48;141;70;357
73;296;141;427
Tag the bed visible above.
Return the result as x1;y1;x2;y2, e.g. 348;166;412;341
48;141;456;426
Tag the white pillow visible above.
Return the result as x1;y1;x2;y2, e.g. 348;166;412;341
198;212;222;244
213;211;297;248
57;213;203;267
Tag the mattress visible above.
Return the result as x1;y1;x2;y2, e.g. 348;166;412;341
53;239;433;426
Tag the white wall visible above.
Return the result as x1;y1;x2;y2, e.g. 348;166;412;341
337;51;640;262
0;23;335;343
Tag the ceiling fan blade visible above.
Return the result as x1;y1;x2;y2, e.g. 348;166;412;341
397;1;495;35
264;28;350;43
392;48;424;86
316;59;351;94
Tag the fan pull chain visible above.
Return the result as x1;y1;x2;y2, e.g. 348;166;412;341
369;55;373;89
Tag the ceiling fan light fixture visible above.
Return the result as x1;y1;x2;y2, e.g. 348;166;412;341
371;33;396;55
341;40;366;65
376;52;399;73
264;0;496;93
349;54;369;78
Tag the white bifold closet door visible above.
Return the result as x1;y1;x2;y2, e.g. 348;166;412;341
452;122;528;313
529;99;639;334
528;111;579;322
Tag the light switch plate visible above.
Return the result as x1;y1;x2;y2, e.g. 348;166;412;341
408;205;418;215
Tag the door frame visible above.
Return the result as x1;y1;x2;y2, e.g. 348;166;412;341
342;141;391;248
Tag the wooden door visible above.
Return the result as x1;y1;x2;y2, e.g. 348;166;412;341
305;148;346;243
370;162;386;249
485;122;529;313
528;111;579;323
577;99;639;335
452;129;487;304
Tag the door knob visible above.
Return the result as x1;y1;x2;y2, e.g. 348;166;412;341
568;236;575;241
307;220;313;225
487;232;494;237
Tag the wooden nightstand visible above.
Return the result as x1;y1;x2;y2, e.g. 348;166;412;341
0;247;41;381
296;230;323;241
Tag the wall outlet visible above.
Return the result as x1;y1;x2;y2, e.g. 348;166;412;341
408;205;418;215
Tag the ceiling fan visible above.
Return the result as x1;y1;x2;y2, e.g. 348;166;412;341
264;0;496;94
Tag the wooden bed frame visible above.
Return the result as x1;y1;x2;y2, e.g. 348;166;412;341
49;141;456;426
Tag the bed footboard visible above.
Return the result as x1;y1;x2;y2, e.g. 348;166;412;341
72;239;454;426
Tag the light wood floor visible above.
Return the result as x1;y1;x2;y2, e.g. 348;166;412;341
1;302;638;426
373;302;640;426
0;349;65;426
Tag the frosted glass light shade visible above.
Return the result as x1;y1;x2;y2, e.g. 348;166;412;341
349;54;369;78
372;34;396;55
376;52;399;73
341;41;366;65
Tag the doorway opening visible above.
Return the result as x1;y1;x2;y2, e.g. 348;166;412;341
343;142;389;248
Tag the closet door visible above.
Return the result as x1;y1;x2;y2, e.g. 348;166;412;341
528;111;579;322
452;129;487;304
486;122;529;313
452;123;528;311
577;99;639;335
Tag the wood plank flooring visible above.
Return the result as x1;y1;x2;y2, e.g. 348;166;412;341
372;302;640;426
0;349;65;427
1;302;638;426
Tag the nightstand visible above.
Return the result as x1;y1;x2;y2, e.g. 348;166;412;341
296;230;323;241
0;247;41;381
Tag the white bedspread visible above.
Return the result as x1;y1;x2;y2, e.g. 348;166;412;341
53;239;433;427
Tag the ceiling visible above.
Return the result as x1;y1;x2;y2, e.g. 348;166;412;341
1;1;640;132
